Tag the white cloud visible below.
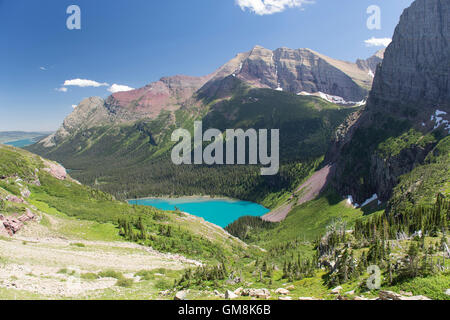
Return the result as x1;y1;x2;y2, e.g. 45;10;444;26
107;84;135;93
72;105;77;109
40;66;47;71
236;0;313;15
364;37;392;47
63;79;109;88
56;87;68;92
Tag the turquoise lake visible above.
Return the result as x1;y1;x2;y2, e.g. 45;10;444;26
5;139;35;148
130;198;270;228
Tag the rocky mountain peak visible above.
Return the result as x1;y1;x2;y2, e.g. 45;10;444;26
209;46;379;102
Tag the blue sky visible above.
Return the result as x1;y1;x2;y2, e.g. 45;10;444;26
0;0;414;131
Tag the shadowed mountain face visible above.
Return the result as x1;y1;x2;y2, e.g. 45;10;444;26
370;0;450;110
331;0;450;208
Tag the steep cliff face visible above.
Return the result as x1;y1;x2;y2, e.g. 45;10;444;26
370;0;450;110
331;0;450;207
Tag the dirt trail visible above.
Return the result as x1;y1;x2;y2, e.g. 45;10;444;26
0;220;201;298
262;164;335;222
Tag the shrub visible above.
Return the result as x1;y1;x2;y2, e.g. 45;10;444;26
81;273;100;280
155;279;172;290
98;270;124;280
70;243;86;248
116;278;134;288
135;270;154;281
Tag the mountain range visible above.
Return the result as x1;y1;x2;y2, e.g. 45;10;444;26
27;0;449;222
39;46;382;148
1;0;449;300
28;45;384;207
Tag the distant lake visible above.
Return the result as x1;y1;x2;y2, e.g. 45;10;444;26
130;197;270;228
5;138;36;148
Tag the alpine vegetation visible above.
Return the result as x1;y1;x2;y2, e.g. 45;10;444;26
171;121;280;175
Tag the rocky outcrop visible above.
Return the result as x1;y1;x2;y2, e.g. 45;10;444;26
241;288;271;299
274;288;290;295
378;290;431;301
225;290;238;299
0;209;36;236
369;143;435;201
174;290;187;300
42;160;67;181
5;195;25;204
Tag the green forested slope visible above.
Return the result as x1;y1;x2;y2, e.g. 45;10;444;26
0;144;246;262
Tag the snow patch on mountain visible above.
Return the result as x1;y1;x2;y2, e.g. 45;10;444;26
297;91;366;106
360;194;379;207
431;109;450;133
346;195;359;208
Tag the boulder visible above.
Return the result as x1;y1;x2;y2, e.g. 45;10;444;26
3;218;24;235
298;297;316;301
248;288;270;299
275;288;290;295
234;287;243;296
331;286;343;294
379;290;403;300
398;295;431;301
286;285;295;290
174;291;187;300
345;290;355;295
43;160;67;181
278;296;292;301
379;290;431;301
159;290;170;296
18;209;35;223
225;290;238;299
445;289;450;296
20;188;31;198
6;195;24;204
